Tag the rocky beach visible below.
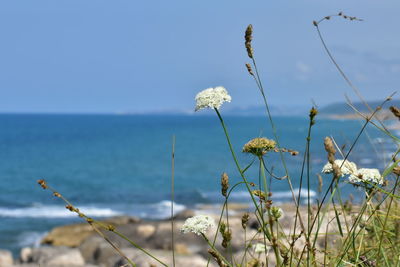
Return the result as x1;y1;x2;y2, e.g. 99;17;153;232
0;203;354;267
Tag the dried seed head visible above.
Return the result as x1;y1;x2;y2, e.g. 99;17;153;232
37;179;48;190
53;192;61;198
324;137;336;162
243;137;276;157
245;43;254;59
390;106;400;120
65;205;75;212
107;224;116;231
246;63;254;76
221;173;229;197
245;25;254;58
219;222;231;248
245;24;253;43
252;190;266;201
208;249;228;267
309;107;318;125
393;166;400;176
241;212;250;229
313;20;318;27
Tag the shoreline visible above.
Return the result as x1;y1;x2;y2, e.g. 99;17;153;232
1;203;356;267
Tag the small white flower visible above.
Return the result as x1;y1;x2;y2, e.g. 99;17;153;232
349;168;383;185
195;86;231;111
254;243;270;254
181;215;215;235
321;159;357;176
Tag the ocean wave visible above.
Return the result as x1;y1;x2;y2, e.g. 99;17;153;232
0;201;186;220
225;188;317;200
131;200;186;219
0;204;122;218
17;231;47;247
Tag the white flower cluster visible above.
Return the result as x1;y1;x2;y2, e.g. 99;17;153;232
349;168;383;185
254;243;270;254
181;215;215;236
321;159;357;176
321;160;383;185
195;86;231;111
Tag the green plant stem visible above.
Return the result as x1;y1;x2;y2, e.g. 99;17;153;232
202;233;233;267
171;135;176;267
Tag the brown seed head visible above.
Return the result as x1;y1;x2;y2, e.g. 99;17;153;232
107;224;116;231
246;63;254;76
37;179;48;189
245;42;254;59
324;137;336;163
53;192;61;198
65;205;75;212
245;24;253;43
393;166;400;176
208;249;227;267
252;190;266;201
390;106;400;120
241;212;250;229
313;20;318;27
221;172;229;197
309;106;318;125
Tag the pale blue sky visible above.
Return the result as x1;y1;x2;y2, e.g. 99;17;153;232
0;1;399;113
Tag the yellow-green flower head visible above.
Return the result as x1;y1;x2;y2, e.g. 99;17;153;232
242;137;276;157
270;206;284;220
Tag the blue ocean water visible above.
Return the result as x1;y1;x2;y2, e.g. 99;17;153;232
0;114;395;254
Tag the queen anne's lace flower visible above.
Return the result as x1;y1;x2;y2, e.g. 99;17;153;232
349;168;383;185
321;159;357;176
181;215;215;235
195;86;231;111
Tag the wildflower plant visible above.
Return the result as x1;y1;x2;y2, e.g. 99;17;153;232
36;11;400;267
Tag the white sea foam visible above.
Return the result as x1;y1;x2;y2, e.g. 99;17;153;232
0;204;121;218
136;200;186;219
0;201;186;220
229;188;317;200
17;231;47;247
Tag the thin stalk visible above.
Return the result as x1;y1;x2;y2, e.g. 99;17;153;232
214;108;272;240
202;233;233;267
171;135;176;267
377;175;400;259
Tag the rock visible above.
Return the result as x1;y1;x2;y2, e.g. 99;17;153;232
22;246;85;266
0;249;13;267
136;224;156;238
79;236;107;264
173;209;195;220
20;247;33;262
112;248;216;267
42;216;140;247
45;249;85;266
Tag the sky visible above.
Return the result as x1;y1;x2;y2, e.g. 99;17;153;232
0;1;399;114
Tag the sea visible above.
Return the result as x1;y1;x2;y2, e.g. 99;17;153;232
0;113;397;255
